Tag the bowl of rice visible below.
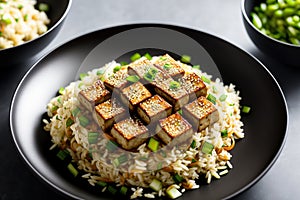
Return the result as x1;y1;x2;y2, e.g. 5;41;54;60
0;0;72;66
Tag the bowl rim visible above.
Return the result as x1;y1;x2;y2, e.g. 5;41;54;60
0;0;73;52
241;0;300;48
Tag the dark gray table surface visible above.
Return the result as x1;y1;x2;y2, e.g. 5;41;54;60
1;0;299;199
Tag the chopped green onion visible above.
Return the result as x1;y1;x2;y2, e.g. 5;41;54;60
24;14;28;21
67;163;78;177
212;85;218;93
160;56;167;61
190;140;196;149
0;31;2;36
58;87;64;95
139;156;148;161
106;140;118;152
113;65;121;73
201;141;214;155
130;53;141;62
120;61;128;66
219;94;227;102
221;129;228;137
166;187;182;199
88;132;99;144
192;65;200;70
177;109;183;115
160;150;167;158
107;185;118;195
229;103;235;106
157;162;163;170
51;105;58;112
149;179;162;192
38;3;49;12
72;107;81;117
126;75;140;83
251;13;262;29
97;69;105;75
144;67;158;82
120;186;128;196
181;55;191;63
96;181;107;187
15;18;19;22
207;93;216;104
144;53;152;60
242;105;251;114
57;97;61;104
163;63;172;70
18;4;23;9
79;73;87;80
1;17;11;25
79;116;90;127
201;75;211;84
172;174;184;184
169;81;180;89
148;137;159;152
66;118;74;127
56;149;69;161
191;158;197;163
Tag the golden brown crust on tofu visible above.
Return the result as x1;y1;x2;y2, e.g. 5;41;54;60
153;54;185;79
104;70;129;93
154;78;189;111
93;99;127;132
182;96;219;131
156;113;193;145
120;82;152;111
78;80;111;112
137;95;172;125
179;72;207;101
111;118;149;150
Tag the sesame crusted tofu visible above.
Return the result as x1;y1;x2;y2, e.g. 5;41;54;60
93;99;127;132
182;96;219;131
78;80;111;112
156;113;193;145
120;82;152;111
104;70;129;94
137;95;172;125
128;57;169;84
154;78;189;111
111;118;149;150
154;54;185;80
179;72;207;101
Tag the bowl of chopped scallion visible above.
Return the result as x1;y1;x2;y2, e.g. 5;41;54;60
241;0;300;66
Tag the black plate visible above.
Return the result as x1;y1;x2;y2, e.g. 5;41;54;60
10;24;288;200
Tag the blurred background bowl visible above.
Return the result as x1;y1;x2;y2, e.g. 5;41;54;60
241;0;300;66
0;0;72;67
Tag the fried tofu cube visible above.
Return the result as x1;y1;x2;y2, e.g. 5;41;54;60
182;96;219;131
179;72;207;101
156;113;193;145
154;78;189;111
137;95;172;125
153;54;185;79
128;57;169;84
78;80;111;112
93;99;127;132
111;118;149;150
120;82;152;111
104;69;129;94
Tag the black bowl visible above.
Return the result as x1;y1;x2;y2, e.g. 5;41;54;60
241;0;300;66
0;0;72;66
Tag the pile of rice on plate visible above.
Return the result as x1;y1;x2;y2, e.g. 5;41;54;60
0;0;50;49
43;54;245;199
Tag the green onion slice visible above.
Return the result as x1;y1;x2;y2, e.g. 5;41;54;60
144;53;152;60
169;81;180;89
106;140;118;152
190;140;196;149
126;75;140;83
149;179;162;192
66;118;74;127
108;185;118;195
79;116;90;127
88;132;99;144
201;141;214;154
58;87;65;95
192;65;200;70
207;93;216;104
172;174;184;184
181;55;191;63
221;129;228;137
38;3;49;12
79;73;87;80
219;94;227;102
67;163;78;177
130;53;141;62
96;181;107;187
97;69;105;75
242;105;251;113
120;186;128;196
72;107;81;117
201;75;211;84
120;61;128;66
56;149;69;161
148;137;159;152
163;63;172;70
113;65;121;73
